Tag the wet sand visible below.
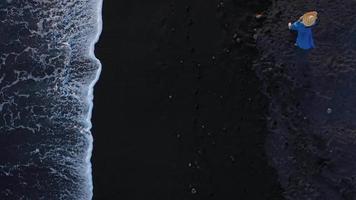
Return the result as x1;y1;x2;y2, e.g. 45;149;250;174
93;0;284;199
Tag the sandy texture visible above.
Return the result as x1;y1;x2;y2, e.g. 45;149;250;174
256;0;356;199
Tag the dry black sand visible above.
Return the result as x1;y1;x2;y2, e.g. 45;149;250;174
92;0;284;199
255;1;356;199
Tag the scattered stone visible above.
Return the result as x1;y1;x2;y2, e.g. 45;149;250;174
233;33;238;39
327;108;332;114
217;1;224;8
230;155;235;162
235;37;241;43
255;13;263;19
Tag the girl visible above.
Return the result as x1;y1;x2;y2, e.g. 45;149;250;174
288;11;318;50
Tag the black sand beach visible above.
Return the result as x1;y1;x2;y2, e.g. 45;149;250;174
2;0;355;199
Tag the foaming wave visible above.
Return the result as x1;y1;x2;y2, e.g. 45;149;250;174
0;0;103;199
84;0;104;199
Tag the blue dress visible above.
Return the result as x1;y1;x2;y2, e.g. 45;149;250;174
290;21;315;50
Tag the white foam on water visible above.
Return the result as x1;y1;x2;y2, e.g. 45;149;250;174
83;0;104;199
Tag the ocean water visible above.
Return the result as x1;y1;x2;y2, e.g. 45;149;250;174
0;0;102;199
256;0;356;199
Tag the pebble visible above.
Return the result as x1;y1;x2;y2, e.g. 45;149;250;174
233;33;238;39
255;13;263;19
327;108;332;114
230;155;235;162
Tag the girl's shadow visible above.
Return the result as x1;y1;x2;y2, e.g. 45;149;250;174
290;48;312;88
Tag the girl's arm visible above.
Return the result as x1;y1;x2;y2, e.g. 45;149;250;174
289;21;300;30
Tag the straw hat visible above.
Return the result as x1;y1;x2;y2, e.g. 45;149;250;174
300;11;318;27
